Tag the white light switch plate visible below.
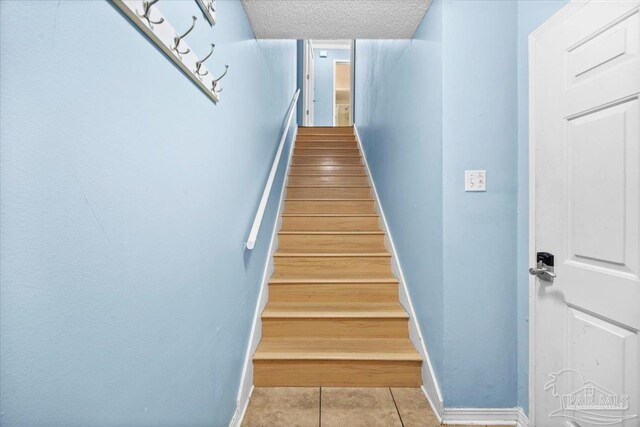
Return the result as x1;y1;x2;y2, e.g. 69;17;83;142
465;170;486;192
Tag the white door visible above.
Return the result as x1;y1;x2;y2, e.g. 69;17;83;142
531;1;640;426
303;40;314;126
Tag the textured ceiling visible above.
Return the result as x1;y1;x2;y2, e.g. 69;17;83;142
241;0;432;39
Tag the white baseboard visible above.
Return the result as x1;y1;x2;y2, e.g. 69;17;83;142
353;125;445;420
231;126;299;427
442;407;527;426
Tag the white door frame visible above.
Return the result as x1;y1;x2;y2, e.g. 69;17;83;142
527;1;611;423
332;59;351;126
350;39;355;126
303;39;314;126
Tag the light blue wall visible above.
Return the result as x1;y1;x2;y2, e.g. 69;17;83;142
516;0;568;412
354;0;444;380
0;1;296;426
313;48;350;126
356;0;517;408
441;0;518;408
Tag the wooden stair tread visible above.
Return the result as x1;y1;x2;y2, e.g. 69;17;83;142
272;274;397;281
275;252;389;257
254;338;420;361
269;278;398;284
262;302;408;318
289;175;367;177
281;213;378;217
293;154;358;155
287;185;370;188
296;143;357;148
294;146;358;149
288;173;367;176
279;231;384;235
285;198;375;201
293;156;361;159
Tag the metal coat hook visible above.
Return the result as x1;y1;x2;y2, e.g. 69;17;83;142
211;65;229;93
172;16;197;57
136;0;165;27
194;44;215;78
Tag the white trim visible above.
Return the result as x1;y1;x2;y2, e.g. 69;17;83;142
517;407;529;427
441;407;524;426
349;40;355;126
303;40;314;126
232;125;299;427
527;2;589;424
332;59;350;127
195;0;216;25
353;125;445;419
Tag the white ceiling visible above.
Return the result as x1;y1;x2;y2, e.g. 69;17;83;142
241;0;432;39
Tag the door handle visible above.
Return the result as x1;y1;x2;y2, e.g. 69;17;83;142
529;252;555;283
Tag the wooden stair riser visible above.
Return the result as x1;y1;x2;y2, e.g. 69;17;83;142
288;175;370;187
295;139;357;144
289;166;366;176
295;141;359;149
254;360;421;387
294;148;361;157
262;317;408;339
277;233;386;252
284;200;376;214
296;132;356;141
268;283;398;303
273;256;392;279
281;216;380;232
297;136;355;139
295;141;357;147
292;156;362;166
287;187;371;199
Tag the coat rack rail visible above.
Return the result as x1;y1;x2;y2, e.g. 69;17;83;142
112;0;222;103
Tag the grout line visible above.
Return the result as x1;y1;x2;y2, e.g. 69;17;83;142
389;388;405;427
319;387;322;427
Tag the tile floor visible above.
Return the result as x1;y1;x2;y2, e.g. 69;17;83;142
241;387;512;427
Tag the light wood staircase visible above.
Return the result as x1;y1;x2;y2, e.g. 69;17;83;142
253;126;422;387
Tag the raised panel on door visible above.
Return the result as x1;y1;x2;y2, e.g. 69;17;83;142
560;306;639;426
567;98;639;278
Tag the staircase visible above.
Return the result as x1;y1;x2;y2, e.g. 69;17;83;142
253;127;422;387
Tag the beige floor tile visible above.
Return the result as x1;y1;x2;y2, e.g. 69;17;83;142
390;388;440;427
321;387;403;427
241;387;319;427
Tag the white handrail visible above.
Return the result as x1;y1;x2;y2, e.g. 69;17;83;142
245;89;300;250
